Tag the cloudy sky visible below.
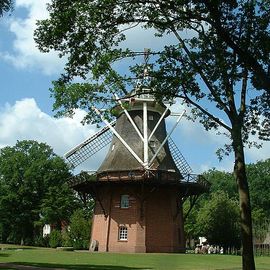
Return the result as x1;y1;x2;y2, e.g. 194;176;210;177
0;0;268;174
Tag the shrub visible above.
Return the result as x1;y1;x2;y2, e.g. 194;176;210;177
61;229;72;247
34;234;49;247
49;230;62;248
68;210;90;250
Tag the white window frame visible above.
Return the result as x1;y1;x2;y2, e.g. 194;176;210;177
118;226;128;241
120;194;129;209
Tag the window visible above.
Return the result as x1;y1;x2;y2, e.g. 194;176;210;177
148;115;154;120
120;195;129;208
149;140;156;149
119;226;128;241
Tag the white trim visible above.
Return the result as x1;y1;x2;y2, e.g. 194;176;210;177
118;226;128;241
114;93;144;142
149;110;186;167
143;102;149;168
148;105;170;142
92;106;145;167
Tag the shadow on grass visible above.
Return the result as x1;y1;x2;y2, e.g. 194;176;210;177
0;253;10;257
0;247;35;251
11;262;152;270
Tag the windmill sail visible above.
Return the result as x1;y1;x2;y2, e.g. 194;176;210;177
168;137;193;176
64;121;115;167
65;119;193;179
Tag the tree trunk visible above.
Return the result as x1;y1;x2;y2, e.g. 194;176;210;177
232;126;255;270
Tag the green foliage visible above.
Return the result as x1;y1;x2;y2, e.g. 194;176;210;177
247;159;270;220
203;169;237;199
185;161;270;247
33;234;49;247
61;230;72;247
35;1;270;92
68;210;91;250
49;230;62;248
0;0;13;16
185;169;237;241
40;184;80;229
196;191;241;248
34;2;270;267
0;140;76;244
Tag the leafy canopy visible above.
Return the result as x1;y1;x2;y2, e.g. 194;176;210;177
0;140;78;244
196;191;241;248
0;0;13;17
185;161;270;247
35;0;269;150
34;2;269;267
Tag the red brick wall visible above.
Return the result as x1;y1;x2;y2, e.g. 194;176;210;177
90;184;185;253
145;186;185;252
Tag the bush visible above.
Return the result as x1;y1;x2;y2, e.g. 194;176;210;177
49;230;62;248
34;234;49;247
61;229;72;247
68;210;90;250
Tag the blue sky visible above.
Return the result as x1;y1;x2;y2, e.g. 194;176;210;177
0;0;269;174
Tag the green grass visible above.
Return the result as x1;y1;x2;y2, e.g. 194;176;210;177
0;245;269;270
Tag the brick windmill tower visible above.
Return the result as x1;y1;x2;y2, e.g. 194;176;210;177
66;54;209;253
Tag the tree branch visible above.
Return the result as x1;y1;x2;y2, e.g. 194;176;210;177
178;85;231;132
239;68;248;123
167;21;231;116
202;0;270;92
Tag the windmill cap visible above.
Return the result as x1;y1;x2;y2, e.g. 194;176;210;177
112;88;171;117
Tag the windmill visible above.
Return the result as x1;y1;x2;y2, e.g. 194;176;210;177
65;53;209;253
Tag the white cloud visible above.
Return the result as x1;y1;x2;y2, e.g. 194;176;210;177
0;98;104;171
1;0;65;75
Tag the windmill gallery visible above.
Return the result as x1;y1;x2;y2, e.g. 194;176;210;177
65;86;209;253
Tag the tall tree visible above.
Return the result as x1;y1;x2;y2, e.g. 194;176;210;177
35;1;270;269
196;191;241;249
247;159;270;221
185;162;270;248
0;140;77;244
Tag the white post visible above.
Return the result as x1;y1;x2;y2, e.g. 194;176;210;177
114;93;144;142
148;105;170;142
149;110;186;167
143;102;149;168
92;106;145;167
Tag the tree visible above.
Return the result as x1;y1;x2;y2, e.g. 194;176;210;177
0;140;76;244
247;159;270;223
34;1;270;93
185;169;237;245
68;209;91;250
0;0;13;17
40;184;80;230
34;1;270;269
185;162;270;249
197;191;241;249
203;169;238;200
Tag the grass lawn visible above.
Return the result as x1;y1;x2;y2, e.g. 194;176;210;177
0;244;269;270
